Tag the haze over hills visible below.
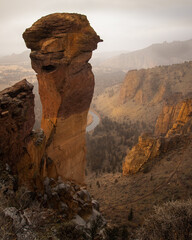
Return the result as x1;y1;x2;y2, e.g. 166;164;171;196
93;61;192;126
1;39;192;70
0;50;31;66
1;39;192;98
99;39;192;71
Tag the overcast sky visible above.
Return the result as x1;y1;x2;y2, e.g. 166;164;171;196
0;0;192;56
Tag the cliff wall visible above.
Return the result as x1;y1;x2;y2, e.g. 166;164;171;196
119;62;192;105
123;98;192;175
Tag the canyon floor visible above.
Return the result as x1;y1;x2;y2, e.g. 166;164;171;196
86;136;192;232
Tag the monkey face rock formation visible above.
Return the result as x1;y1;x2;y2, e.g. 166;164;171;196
23;13;101;184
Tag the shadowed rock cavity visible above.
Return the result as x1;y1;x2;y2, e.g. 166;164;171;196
23;13;102;185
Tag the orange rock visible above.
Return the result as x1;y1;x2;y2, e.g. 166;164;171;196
123;98;192;175
23;13;102;184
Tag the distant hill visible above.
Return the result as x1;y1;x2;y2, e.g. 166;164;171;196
101;39;192;71
0;50;30;66
90;50;129;66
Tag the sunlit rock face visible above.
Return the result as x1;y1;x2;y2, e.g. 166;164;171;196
23;13;101;184
154;93;184;137
123;98;192;175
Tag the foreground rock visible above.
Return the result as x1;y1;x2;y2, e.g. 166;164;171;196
0;167;106;240
0;80;35;173
23;13;102;185
0;13;106;239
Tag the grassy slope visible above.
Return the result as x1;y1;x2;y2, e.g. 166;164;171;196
86;136;192;231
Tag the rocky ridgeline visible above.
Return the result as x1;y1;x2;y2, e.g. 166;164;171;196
119;61;192;105
0;13;106;239
123;97;192;175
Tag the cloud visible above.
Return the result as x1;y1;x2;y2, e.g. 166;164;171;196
0;0;192;56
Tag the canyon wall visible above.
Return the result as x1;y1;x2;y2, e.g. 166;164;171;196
22;13;101;185
154;93;184;136
119;62;192;105
123;98;192;175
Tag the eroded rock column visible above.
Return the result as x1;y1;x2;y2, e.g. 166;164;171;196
23;13;101;184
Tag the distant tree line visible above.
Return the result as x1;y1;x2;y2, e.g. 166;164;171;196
86;116;150;174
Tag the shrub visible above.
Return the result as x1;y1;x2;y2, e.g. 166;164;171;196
96;181;100;188
137;199;192;240
128;208;133;221
105;226;119;240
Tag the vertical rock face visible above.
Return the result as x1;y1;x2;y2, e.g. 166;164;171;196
122;133;162;175
154;93;184;136
119;68;170;105
23;13;101;184
119;62;192;106
166;99;192;137
0;80;35;171
123;98;192;175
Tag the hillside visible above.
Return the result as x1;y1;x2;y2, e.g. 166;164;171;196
100;39;192;71
87;140;192;228
123;98;192;175
87;96;192;234
93;61;192;126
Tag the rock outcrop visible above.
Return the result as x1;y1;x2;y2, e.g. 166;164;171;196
123;133;161;174
23;13;101;185
166;99;192;137
0;13;106;239
0;79;35;172
154;93;184;136
123;98;192;175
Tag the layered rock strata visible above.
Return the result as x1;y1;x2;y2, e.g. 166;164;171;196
123;98;192;175
23;13;101;184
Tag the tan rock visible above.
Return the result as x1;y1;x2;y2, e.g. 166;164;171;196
166;99;192;136
123;98;192;175
23;13;101;185
119;62;192;106
123;133;161;175
154;93;184;136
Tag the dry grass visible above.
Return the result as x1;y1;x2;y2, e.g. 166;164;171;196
137;199;192;240
86;139;192;231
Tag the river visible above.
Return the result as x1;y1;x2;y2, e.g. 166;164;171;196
86;111;100;132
